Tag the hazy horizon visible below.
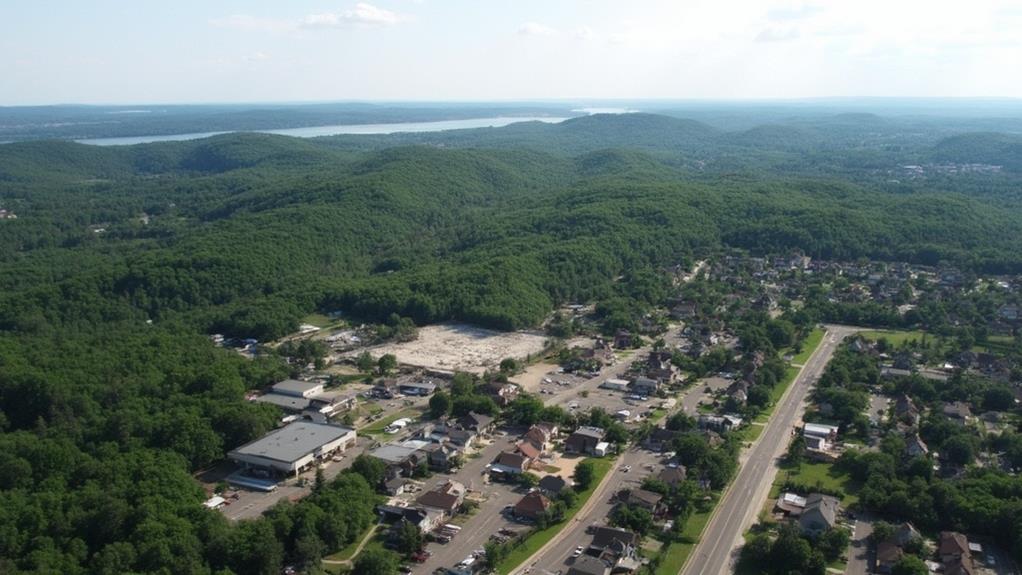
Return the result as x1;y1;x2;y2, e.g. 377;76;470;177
3;0;1021;106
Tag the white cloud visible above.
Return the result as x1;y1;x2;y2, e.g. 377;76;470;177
766;4;823;21
574;26;597;41
210;3;402;34
245;51;271;62
755;26;800;42
518;22;557;36
300;3;401;28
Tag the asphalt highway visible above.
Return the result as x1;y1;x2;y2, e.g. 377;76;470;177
681;325;858;575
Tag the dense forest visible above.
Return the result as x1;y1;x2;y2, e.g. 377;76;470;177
1;111;1022;573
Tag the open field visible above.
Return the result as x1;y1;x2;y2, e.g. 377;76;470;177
359;407;423;435
791;328;825;365
859;329;928;346
654;496;719;575
352;323;550;374
495;457;613;575
770;461;860;507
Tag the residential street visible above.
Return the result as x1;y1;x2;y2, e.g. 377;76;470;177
515;447;658;575
845;515;875;575
681;325;858;575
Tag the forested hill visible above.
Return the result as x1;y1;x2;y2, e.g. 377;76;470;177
2;114;1022;340
2;111;1022;573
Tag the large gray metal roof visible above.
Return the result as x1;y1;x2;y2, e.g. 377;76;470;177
231;422;353;464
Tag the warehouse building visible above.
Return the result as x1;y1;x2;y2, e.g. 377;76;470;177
228;421;356;477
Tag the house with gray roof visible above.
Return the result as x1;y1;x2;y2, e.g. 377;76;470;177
799;493;839;536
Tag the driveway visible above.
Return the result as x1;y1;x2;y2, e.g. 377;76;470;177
845;515;874;575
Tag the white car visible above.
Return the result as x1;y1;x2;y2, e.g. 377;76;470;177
572;546;584;558
622;465;632;473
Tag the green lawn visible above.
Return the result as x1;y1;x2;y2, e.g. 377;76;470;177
323;524;377;563
496;457;614;575
301;313;336;328
770;461;860;507
653;495;719;575
973;335;1016;355
859;329;928;347
736;423;765;444
755;366;801;424
791;328;825;364
359;408;422;435
323;529;389;574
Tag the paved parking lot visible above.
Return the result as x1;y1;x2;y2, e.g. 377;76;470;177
221;435;373;520
411;434;526;574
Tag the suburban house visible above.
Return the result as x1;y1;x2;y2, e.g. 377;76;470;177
799;493;839;536
895;395;920;425
482;381;520;406
942;402;974;424
566;555;610;575
384;476;407;496
877;523;923;574
457;412;496;435
398;381;437;396
446;428;478;448
524;422;558;451
658;465;687;487
513;491;552;521
538;475;569;495
939;531;976;575
516;440;543;462
774;492;807;516
600;378;631;392
643;427;681;452
565;426;606;454
588;526;641;572
906;434;929;457
376;504;444;532
416;480;466;517
803;423;839;442
876;541;904;574
614;330;633;349
631;376;660;396
421;442;460;471
698;414;742;432
369;443;427;478
620;488;663;514
492;451;531;475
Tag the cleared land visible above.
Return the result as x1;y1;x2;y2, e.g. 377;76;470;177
353;323;550;373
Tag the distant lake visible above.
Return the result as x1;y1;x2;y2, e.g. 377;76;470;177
73;116;573;146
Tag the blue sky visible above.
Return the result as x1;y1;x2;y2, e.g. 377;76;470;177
2;0;1021;105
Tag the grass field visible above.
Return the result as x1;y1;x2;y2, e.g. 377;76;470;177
770;461;860;507
359;408;422;435
323;524;377;564
859;329;928;346
788;328;825;365
974;335;1017;355
654;495;719;575
736;423;765;444
496;457;614;575
755;366;801;424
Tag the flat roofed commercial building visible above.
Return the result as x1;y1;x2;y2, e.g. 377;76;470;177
254;393;312;411
229;421;356;477
272;379;325;398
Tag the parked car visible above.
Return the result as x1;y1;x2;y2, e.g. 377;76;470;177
572;546;584;557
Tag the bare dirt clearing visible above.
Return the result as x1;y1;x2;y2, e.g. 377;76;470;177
352;323;550;373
